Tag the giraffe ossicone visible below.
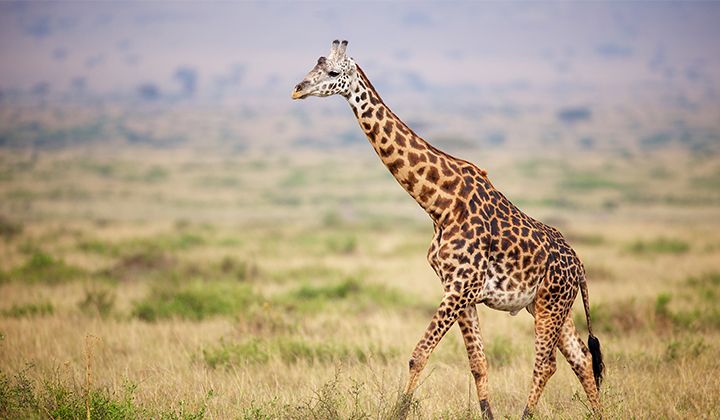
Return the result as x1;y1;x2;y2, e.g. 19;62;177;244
292;40;605;420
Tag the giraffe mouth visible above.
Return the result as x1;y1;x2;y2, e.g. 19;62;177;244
291;90;309;100
291;82;311;100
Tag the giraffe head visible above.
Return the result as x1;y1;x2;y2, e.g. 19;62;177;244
291;39;357;100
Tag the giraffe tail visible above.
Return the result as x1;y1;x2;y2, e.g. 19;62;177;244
580;274;604;389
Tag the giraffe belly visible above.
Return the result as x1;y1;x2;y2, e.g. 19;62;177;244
478;274;537;314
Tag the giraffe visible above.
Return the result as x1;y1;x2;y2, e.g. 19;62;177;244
291;40;604;419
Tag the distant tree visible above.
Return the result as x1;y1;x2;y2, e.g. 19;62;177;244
174;66;198;97
137;83;160;101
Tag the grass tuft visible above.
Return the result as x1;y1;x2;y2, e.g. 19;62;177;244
626;237;690;255
0;367;207;419
78;287;116;318
133;281;258;321
1;302;54;318
203;337;398;368
10;251;84;284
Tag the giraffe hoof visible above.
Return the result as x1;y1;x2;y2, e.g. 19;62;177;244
479;399;494;419
521;405;534;419
391;393;414;420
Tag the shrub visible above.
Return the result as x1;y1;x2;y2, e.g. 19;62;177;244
1;302;54;318
626;237;690;255
10;251;84;284
277;277;417;314
203;337;398;369
486;335;514;367
133;281;257;321
0;367;207;419
0;214;22;240
78;287;116;318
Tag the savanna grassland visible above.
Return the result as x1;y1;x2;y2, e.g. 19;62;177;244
1;145;720;419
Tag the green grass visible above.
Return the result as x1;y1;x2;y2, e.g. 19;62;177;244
0;214;22;240
276;277;427;314
132;281;258;321
203;337;399;368
559;171;627;192
78;287;116;318
653;273;720;331
8;251;84;284
0;367;207;420
626;237;690;255
1;302;54;318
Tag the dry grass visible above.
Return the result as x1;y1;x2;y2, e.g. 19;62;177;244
1;148;719;419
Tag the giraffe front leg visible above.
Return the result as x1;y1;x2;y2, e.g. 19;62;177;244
458;304;493;420
394;291;467;420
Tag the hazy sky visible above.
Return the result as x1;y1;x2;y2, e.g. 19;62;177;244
1;1;718;106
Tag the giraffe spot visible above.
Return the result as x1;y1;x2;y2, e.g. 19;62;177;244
375;107;385;120
441;177;460;194
426;166;440;184
360;91;367;100
361;108;373;119
408;152;425;166
440;159;454;176
395;133;407;147
409;136;425;149
371;122;380;139
427;153;437;164
362;122;372;131
387;158;405;174
435;196;453;209
403;172;419;190
380;144;395;158
419;185;436;202
383;120;394;136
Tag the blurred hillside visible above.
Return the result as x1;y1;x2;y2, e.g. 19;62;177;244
1;2;719;155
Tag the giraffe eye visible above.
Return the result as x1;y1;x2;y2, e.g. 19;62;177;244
328;71;340;77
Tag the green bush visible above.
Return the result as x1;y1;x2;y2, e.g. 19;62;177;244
277;277;416;314
78;287;116;318
133;281;257;321
0;368;207;420
486;335;514;366
10;251;84;284
203;337;397;369
627;237;690;255
1;302;54;318
0;214;22;240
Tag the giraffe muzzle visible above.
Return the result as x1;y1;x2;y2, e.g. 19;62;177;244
291;82;309;100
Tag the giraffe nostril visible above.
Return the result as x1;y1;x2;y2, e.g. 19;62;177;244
294;83;306;92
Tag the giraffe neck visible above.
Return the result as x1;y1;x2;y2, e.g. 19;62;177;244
345;66;468;223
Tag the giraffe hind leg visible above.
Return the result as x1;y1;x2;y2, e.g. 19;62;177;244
458;304;493;420
557;315;602;413
522;297;569;418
